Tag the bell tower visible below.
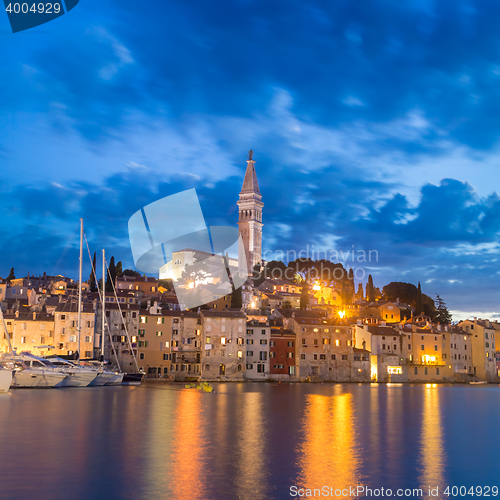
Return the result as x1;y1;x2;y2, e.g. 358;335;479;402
237;150;263;275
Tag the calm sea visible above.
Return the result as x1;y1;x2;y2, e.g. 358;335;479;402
0;383;498;500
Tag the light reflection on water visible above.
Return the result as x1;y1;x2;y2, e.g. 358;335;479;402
296;391;362;498
0;383;498;500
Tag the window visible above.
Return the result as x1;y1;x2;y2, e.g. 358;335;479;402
331;354;336;360
247;339;253;345
61;315;66;320
157;317;164;324
323;338;329;345
434;345;438;351
259;351;267;361
335;340;340;347
314;339;318;346
247;351;253;357
347;341;352;347
139;353;144;360
21;336;26;344
270;341;275;347
287;341;294;347
140;317;147;323
69;335;76;342
206;336;211;344
221;337;226;345
156;331;163;336
257;364;264;373
247;329;253;335
425;367;428;375
260;339;267;345
85;336;91;343
302;338;306;345
246;364;253;370
408;344;411;350
414;367;418;375
421;345;424;350
172;329;179;336
342;355;348;360
262;329;266;335
313;354;317;360
300;354;306;360
237;337;243;345
393;345;397;350
382;344;386;350
320;354;326;360
270;351;275;357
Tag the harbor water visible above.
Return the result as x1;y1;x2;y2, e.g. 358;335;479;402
0;383;498;500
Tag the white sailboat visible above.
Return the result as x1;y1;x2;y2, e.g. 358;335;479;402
0;352;69;388
0;366;13;393
44;356;98;387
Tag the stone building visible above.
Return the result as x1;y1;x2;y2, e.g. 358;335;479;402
170;311;203;380
245;319;271;379
200;310;246;380
137;310;173;378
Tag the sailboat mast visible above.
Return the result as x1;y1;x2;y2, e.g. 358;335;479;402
101;249;105;359
77;218;83;359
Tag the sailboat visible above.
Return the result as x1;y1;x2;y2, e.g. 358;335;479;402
0;365;13;393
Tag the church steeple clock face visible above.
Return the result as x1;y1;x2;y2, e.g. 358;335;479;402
237;151;264;275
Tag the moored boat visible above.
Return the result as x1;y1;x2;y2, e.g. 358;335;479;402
0;366;13;393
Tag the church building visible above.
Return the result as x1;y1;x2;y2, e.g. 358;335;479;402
237;150;264;275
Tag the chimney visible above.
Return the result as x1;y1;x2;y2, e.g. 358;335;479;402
381;321;386;327
485;319;490;328
32;312;36;320
412;324;417;332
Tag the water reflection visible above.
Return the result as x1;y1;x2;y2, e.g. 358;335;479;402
169;389;207;500
296;392;361;498
237;391;267;500
419;385;446;498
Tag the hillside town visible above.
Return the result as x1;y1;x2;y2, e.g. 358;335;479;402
1;152;498;384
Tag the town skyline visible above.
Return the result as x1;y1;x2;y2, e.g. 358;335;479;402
2;1;500;322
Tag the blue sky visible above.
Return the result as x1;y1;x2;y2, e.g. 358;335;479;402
1;0;500;319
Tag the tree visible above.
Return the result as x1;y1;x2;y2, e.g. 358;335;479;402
230;286;242;309
6;268;15;283
415;282;423;315
282;300;292;309
89;252;97;293
122;269;141;277
115;261;123;278
434;295;452;324
300;281;309;310
366;275;375;302
355;283;364;301
106;256;116;292
158;279;173;291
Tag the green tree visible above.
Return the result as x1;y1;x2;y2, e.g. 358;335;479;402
6;267;15;283
434;295;452;324
366;274;375;302
300;281;309;310
115;261;123;278
230;286;243;309
122;269;141;277
415;282;423;315
106;257;116;292
355;283;364;300
89;252;97;293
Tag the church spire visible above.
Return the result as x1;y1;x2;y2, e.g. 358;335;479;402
237;150;264;276
240;149;261;195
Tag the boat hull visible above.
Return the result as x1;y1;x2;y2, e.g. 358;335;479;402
122;373;144;385
89;371;116;386
11;370;68;388
105;373;124;386
0;369;13;393
59;371;98;387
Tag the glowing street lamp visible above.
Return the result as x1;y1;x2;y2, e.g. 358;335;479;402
338;310;346;319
